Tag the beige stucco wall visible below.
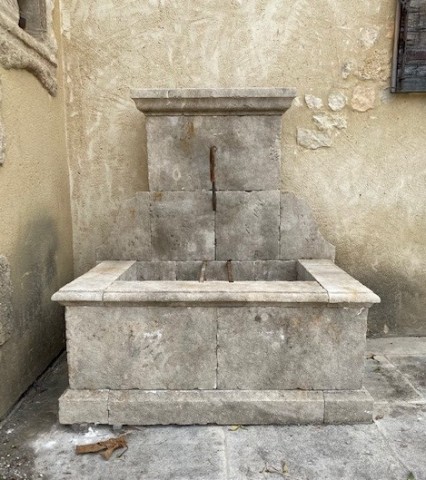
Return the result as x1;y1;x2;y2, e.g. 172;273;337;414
0;0;73;418
60;0;426;336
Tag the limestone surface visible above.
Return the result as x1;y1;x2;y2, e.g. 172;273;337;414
216;191;280;260
296;128;332;149
146;115;282;191
217;305;367;390
96;193;151;261
150;191;215;260
108;390;325;426
324;389;373;424
280;193;336;261
66;306;218;390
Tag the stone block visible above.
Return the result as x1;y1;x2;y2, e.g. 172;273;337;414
103;279;328;304
150;192;215;261
175;260;296;281
108;390;324;426
146;116;281;191
175;261;257;281
216;191;280;260
96;193;151;261
217;306;367;390
324;389;373;424
66;306;217;390
254;260;297;281
298;259;381;304
280;192;335;261
58;389;109;425
137;261;176;280
132;87;296;116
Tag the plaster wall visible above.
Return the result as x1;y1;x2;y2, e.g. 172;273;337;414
0;0;73;418
60;0;426;336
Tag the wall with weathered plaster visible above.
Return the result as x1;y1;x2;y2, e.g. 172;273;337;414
60;0;426;336
0;0;73;419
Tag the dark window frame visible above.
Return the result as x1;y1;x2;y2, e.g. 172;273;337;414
391;0;426;93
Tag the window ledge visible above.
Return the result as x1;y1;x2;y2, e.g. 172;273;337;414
0;11;57;95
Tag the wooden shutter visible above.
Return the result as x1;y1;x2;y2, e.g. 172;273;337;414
391;0;426;92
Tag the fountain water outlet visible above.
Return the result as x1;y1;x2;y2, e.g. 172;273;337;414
52;88;380;426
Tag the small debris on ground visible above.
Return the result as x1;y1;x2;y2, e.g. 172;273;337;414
260;461;290;477
228;425;247;431
75;435;127;460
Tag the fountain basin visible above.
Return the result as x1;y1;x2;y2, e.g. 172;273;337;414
53;259;379;425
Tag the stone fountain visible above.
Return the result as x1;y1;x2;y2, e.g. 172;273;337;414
53;88;380;426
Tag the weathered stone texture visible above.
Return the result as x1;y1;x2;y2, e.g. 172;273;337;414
96;193;151;261
313;113;347;131
216;191;280;260
327;92;347;111
0;255;13;345
217;306;367;390
280;193;335;261
304;94;323;110
150;191;215;260
58;389;109;425
108;390;324;426
66;306;217;390
296;128;332;149
351;85;376;112
324;389;373;424
146;115;281;191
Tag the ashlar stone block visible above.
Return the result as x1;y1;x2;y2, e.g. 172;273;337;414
96;193;151;261
324;389;373;424
150;191;215;261
66;306;217;390
217;306;368;390
108;390;324;426
146;116;281;191
216;191;280;261
280;192;335;260
58;389;109;425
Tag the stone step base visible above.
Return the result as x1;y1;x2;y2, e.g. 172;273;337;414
59;388;373;426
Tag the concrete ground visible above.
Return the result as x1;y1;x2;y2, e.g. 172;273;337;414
0;337;425;480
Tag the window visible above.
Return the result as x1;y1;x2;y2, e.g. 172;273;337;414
0;0;56;95
392;0;426;92
17;0;47;41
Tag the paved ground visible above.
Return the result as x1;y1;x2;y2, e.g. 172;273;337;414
0;337;425;480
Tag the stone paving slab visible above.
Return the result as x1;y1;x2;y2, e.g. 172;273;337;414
375;403;426;480
367;336;426;356
364;355;424;403
386;355;426;397
1;338;426;480
224;424;409;480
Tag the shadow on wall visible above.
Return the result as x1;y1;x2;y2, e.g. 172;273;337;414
8;214;65;361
